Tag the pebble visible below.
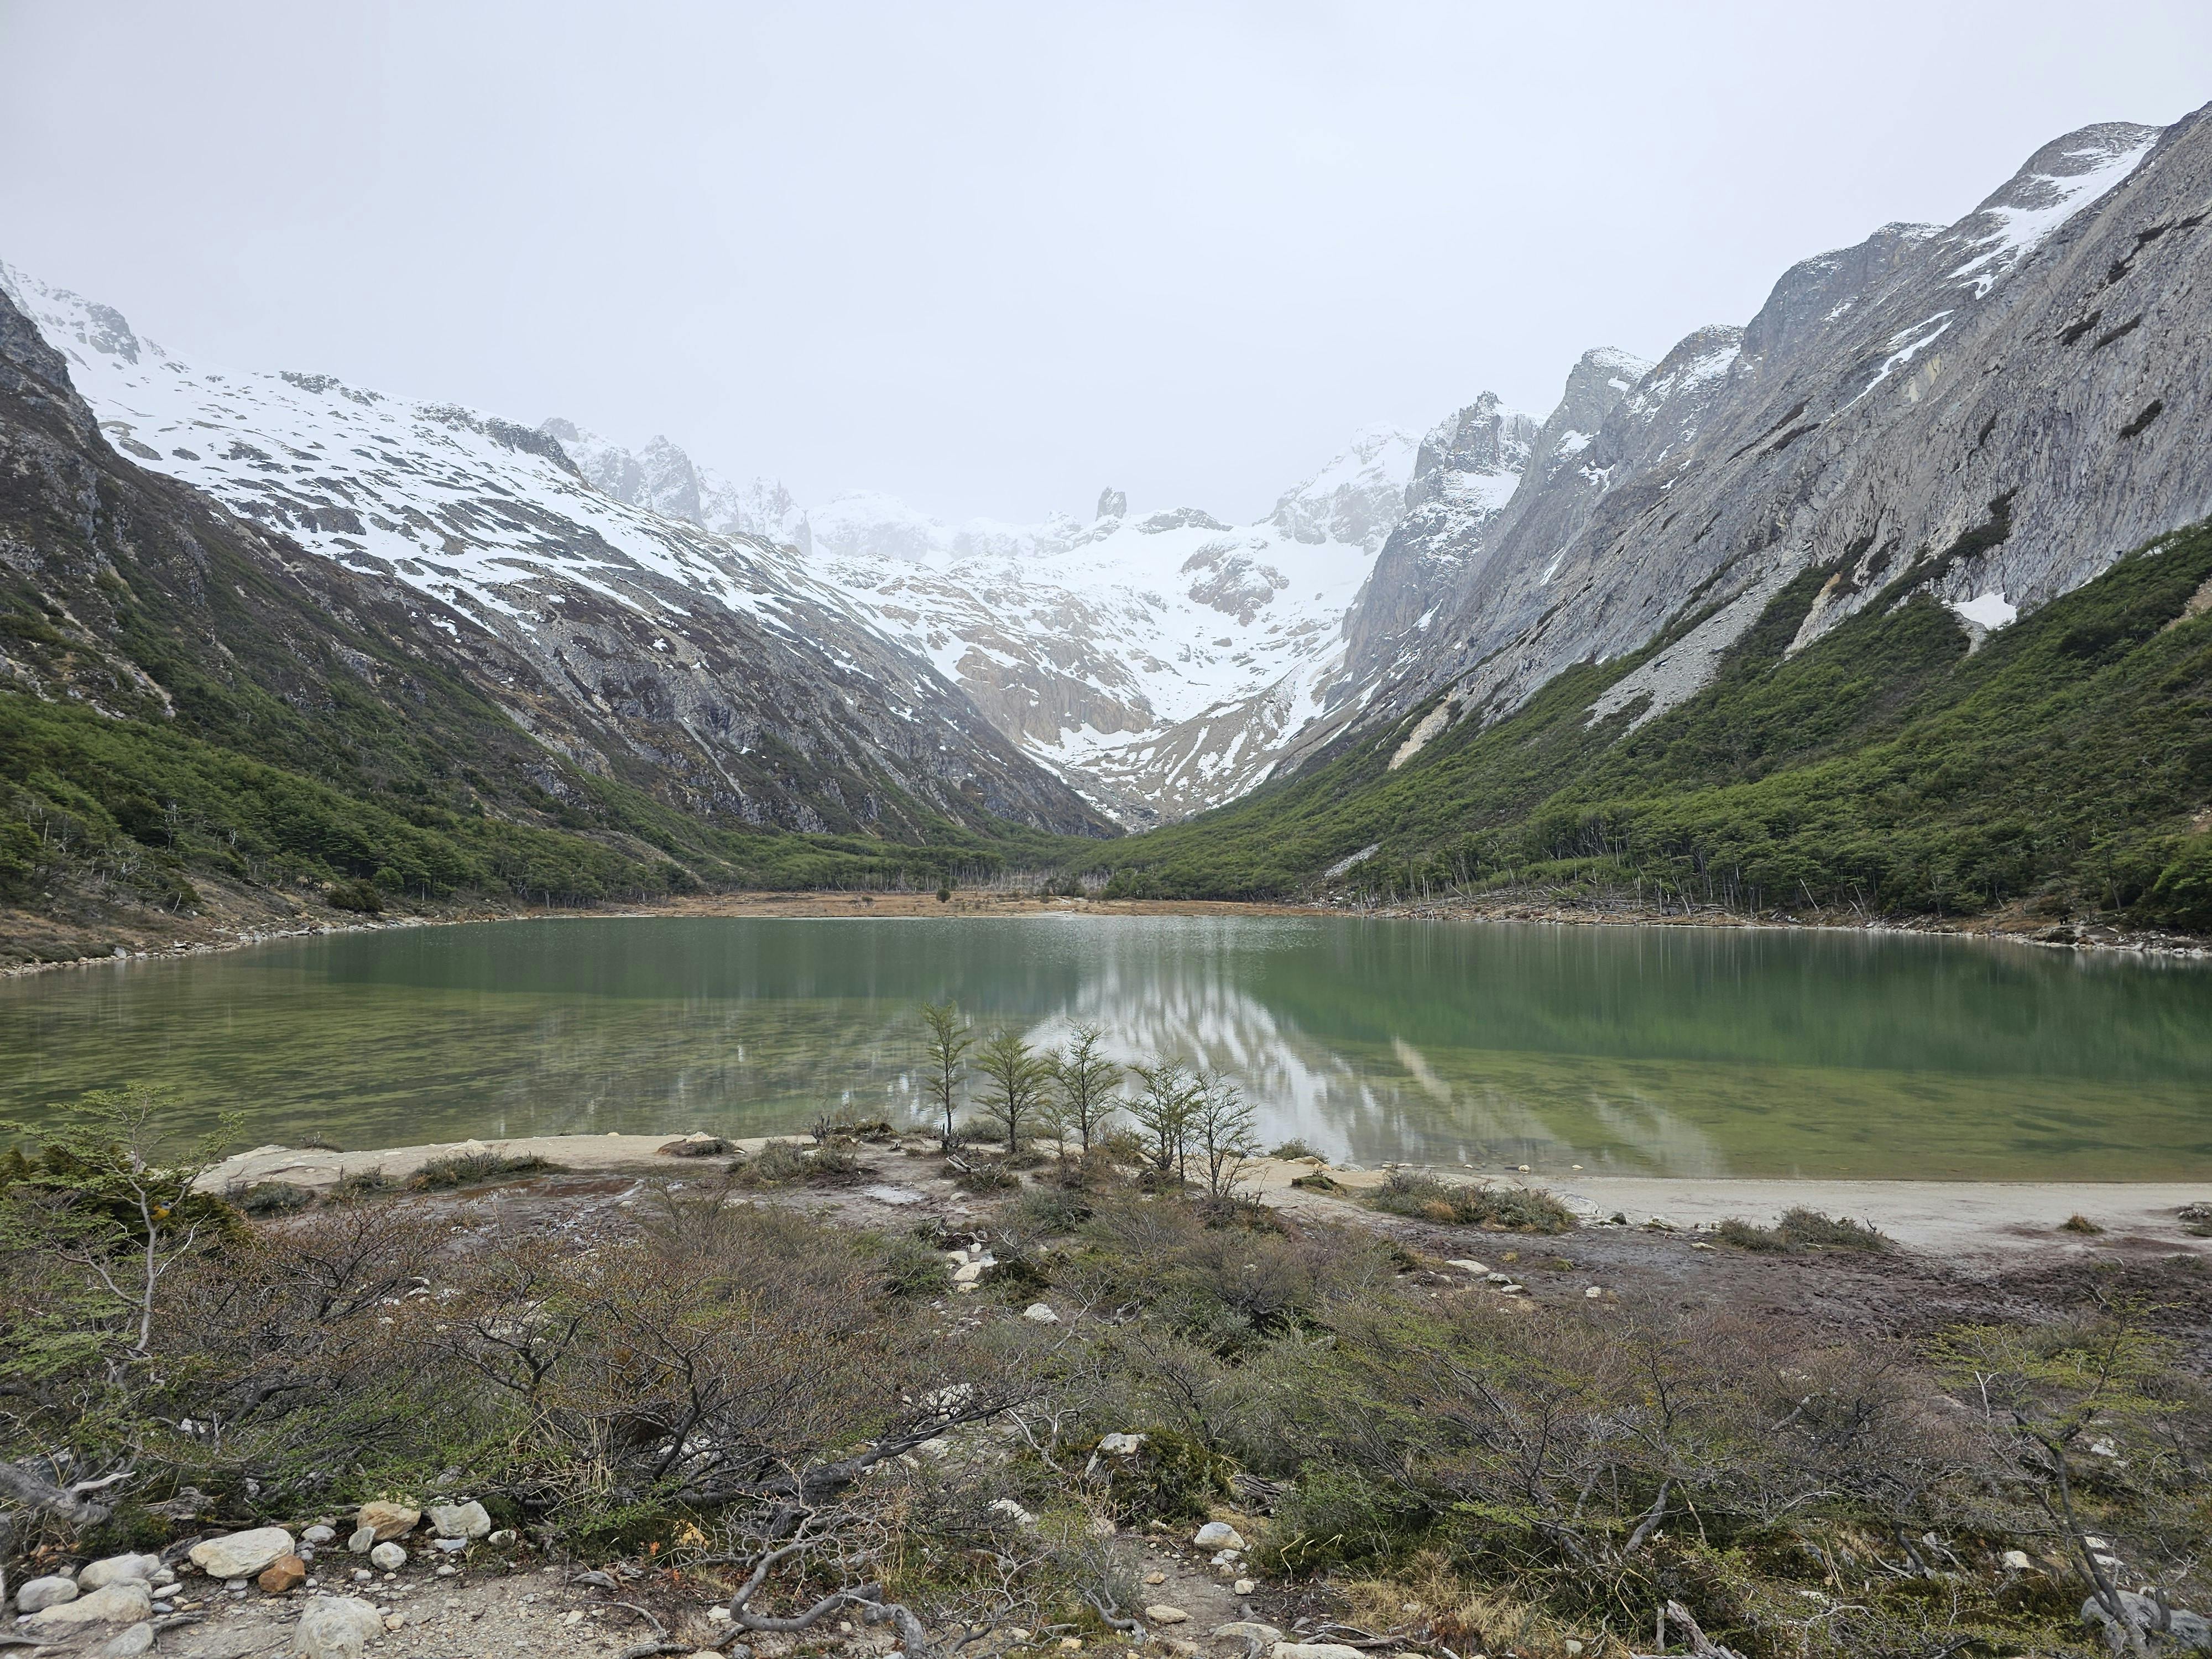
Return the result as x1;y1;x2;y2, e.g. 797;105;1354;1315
347;1526;378;1553
1585;1285;1604;1298
97;1624;156;1657
1145;1604;1191;1624
1022;1302;1061;1323
2002;1549;2033;1570
1444;1259;1489;1274
369;1542;408;1571
1192;1521;1245;1551
987;1499;1037;1528
302;1524;337;1546
1232;1579;1258;1595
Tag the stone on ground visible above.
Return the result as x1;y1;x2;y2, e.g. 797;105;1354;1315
1145;1604;1191;1624
97;1622;156;1656
22;1580;154;1633
356;1500;420;1540
260;1553;309;1593
190;1526;295;1580
369;1541;408;1571
1214;1623;1283;1644
1272;1646;1366;1659
17;1573;80;1611
79;1552;162;1590
1193;1520;1245;1550
428;1499;492;1539
296;1594;388;1659
1022;1302;1061;1323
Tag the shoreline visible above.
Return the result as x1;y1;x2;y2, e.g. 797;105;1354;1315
8;884;2207;979
195;1132;2212;1266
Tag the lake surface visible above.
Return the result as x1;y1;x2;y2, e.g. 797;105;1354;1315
2;915;2207;1179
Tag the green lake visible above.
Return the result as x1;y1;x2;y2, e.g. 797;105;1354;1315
1;915;2207;1178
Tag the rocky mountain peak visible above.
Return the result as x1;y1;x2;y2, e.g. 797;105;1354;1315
1095;486;1126;521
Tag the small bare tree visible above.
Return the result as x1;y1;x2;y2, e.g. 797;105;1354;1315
919;1002;973;1149
1050;1025;1122;1154
975;1030;1051;1155
1125;1058;1199;1181
1189;1071;1259;1199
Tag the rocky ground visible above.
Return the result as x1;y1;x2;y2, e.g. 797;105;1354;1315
13;1133;2206;1657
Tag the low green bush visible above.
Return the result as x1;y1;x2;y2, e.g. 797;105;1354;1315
406;1151;561;1191
1718;1207;1891;1252
1366;1171;1573;1233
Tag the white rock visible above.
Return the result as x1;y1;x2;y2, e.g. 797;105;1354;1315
22;1580;153;1632
294;1594;387;1659
428;1500;491;1540
1214;1623;1282;1644
98;1623;157;1657
189;1527;295;1581
369;1541;407;1571
79;1553;162;1591
1272;1646;1366;1659
2001;1549;2032;1570
1193;1521;1246;1550
1145;1604;1191;1624
1584;1286;1604;1298
1022;1302;1061;1323
952;1262;986;1284
1232;1580;1259;1596
347;1525;378;1553
706;1605;733;1623
986;1499;1036;1529
17;1573;80;1612
1444;1259;1489;1274
487;1528;517;1546
1098;1432;1146;1454
302;1525;337;1546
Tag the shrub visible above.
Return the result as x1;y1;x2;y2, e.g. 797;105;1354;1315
406;1151;561;1191
1269;1138;1322;1161
857;1230;954;1300
1005;1185;1093;1237
330;1167;393;1202
1717;1207;1892;1252
234;1181;314;1216
1076;1425;1234;1521
326;877;382;914
733;1139;861;1186
956;1159;1018;1194
1366;1171;1573;1233
2059;1213;2104;1235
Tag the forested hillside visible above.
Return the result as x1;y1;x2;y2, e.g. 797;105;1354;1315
1077;520;2212;933
0;288;1057;960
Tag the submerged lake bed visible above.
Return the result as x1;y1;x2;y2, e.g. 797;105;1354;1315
1;914;2206;1180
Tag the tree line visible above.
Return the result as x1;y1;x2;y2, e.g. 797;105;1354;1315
916;1003;1260;1199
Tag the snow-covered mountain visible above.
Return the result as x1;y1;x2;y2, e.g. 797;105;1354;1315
0;264;1109;840
537;421;1452;823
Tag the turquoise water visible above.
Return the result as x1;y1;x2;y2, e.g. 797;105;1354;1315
1;915;2206;1178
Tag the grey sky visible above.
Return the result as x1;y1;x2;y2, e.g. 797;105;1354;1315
3;2;2207;525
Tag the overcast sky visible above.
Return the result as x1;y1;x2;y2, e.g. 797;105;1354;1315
3;3;2207;524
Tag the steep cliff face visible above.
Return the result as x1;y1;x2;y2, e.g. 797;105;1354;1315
541;422;1427;824
2;269;1110;841
1348;112;2208;748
